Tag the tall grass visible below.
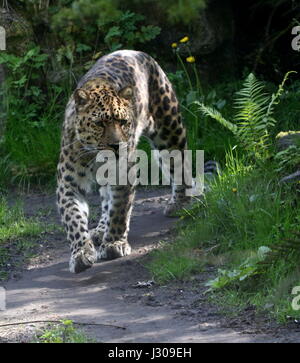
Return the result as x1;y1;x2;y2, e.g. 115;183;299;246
146;153;300;321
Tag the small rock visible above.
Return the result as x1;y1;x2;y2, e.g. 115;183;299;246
132;280;155;288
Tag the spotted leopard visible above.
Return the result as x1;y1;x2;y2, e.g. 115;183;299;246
56;50;192;274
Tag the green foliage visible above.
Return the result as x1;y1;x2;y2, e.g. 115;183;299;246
197;72;296;160
147;238;204;283
37;320;94;343
273;80;300;132
0;47;65;186
168;38;204;160
11;0;208;70
50;0;121;32
195;104;237;134
234;73;271;154
51;2;160;63
0;197;42;243
148;62;300;321
158;0;207;24
274;131;300;175
167;37;236;162
205;246;271;291
104;11;161;51
147;153;300;320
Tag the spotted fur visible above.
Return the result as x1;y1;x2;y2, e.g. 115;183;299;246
57;50;191;273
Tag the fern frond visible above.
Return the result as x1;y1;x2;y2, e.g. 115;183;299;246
234;74;269;132
265;70;297;120
232;73;277;157
194;101;238;134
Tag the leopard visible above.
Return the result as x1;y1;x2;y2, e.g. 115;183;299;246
56;50;193;274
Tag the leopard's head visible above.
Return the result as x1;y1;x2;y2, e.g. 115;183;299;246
73;78;134;151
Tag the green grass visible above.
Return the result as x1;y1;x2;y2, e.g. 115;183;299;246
0;96;63;189
0;197;42;241
146;154;300;322
2;117;61;187
0;197;43;279
147;238;205;282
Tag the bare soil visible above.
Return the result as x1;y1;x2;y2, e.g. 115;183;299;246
0;188;299;343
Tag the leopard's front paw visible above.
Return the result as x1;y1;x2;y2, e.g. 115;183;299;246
69;241;97;274
90;227;105;246
97;241;132;261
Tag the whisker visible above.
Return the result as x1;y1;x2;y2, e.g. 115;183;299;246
74;150;98;163
75;150;95;159
87;156;97;169
61;139;80;149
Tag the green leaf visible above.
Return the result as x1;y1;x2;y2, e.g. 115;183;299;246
205;246;272;292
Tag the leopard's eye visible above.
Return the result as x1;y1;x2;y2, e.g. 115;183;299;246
120;119;127;125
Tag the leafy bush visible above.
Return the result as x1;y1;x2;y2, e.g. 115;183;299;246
128;0;207;25
0;47;65;186
103;11;161;52
51;2;161;67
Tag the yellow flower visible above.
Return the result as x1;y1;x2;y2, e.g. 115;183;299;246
171;42;178;49
186;56;195;63
232;188;237;193
180;36;189;43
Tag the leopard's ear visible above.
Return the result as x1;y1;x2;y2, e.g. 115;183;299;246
74;88;90;106
118;86;133;100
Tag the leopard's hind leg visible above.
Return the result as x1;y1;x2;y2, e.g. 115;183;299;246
147;81;193;216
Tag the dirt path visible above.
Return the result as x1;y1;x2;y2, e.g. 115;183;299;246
0;188;299;342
